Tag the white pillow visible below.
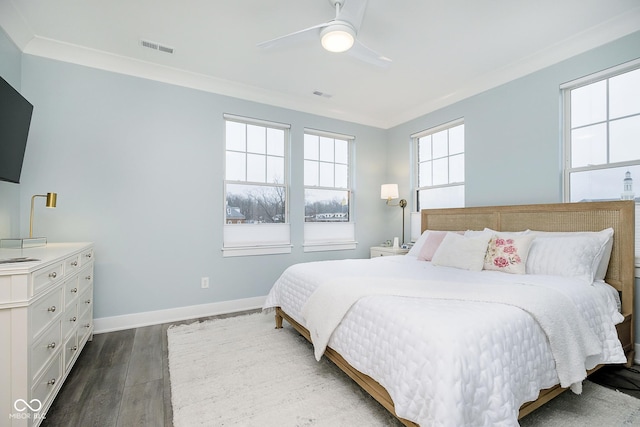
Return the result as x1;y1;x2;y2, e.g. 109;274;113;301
525;228;613;283
408;229;464;257
464;229;490;238
431;232;491;271
483;228;531;236
407;230;430;257
528;228;613;281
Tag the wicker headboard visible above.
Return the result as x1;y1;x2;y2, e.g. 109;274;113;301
420;201;635;357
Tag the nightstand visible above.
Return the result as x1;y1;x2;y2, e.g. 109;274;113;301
370;246;409;258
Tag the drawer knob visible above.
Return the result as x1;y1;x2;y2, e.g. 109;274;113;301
71;345;78;352
71;288;78;293
47;378;56;386
85;253;92;258
49;272;57;279
47;306;56;313
71;261;78;267
47;342;56;349
85;299;91;304
70;316;77;322
85;275;92;281
84;323;91;328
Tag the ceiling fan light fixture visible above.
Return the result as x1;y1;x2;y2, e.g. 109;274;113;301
320;23;355;53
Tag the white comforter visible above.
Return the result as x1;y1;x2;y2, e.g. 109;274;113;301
263;255;626;427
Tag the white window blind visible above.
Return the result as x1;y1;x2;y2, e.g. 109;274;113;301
303;128;356;252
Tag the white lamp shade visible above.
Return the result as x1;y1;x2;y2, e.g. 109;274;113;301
321;23;355;53
380;183;399;200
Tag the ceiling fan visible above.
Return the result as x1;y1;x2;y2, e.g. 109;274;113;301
257;0;392;68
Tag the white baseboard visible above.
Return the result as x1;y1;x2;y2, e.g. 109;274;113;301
93;296;267;334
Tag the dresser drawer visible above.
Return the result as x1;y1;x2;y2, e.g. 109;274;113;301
64;254;81;275
62;304;78;340
64;276;80;309
31;287;63;339
78;286;93;317
80;248;94;266
31;320;61;382
32;353;62;416
77;266;94;294
78;294;93;341
63;332;79;371
32;262;64;295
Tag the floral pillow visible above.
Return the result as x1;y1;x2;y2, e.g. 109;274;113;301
483;234;535;274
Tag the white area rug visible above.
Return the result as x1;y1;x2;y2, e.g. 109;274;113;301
167;312;640;427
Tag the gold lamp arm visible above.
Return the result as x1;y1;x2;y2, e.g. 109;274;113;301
29;193;57;238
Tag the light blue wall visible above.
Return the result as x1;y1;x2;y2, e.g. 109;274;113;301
387;31;640;344
18;56;389;318
0;27;22;238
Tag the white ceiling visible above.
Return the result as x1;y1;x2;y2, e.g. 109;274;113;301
2;0;640;129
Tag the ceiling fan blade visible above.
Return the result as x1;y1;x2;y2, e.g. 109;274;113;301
347;39;392;68
337;0;369;32
257;22;329;49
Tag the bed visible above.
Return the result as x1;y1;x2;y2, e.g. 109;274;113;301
263;201;635;426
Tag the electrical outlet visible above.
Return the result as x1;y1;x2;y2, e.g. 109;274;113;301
201;277;209;289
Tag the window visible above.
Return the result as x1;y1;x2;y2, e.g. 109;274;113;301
562;59;640;259
223;114;291;256
413;119;465;211
303;129;356;251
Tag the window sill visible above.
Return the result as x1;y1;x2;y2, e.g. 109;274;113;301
303;241;357;252
222;244;292;257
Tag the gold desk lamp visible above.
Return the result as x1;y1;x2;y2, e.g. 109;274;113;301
0;192;57;249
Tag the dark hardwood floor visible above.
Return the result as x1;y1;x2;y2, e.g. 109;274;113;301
40;325;165;427
589;362;640;399
41;315;640;427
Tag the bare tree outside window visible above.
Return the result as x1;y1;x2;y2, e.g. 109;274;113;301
226;183;285;223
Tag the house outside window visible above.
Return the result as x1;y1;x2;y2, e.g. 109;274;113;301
303;129;356;252
413;119;465;211
562;59;640;260
223;114;291;256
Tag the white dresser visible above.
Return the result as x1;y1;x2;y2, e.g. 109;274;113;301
0;243;94;427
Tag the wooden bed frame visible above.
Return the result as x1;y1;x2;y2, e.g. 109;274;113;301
275;201;635;426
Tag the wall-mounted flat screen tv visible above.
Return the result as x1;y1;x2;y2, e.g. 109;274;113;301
0;76;33;184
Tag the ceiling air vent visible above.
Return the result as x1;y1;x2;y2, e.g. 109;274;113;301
140;39;174;54
313;90;332;99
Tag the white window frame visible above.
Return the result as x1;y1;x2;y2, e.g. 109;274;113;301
561;58;640;264
222;114;292;257
411;119;465;240
303;128;357;252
